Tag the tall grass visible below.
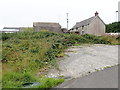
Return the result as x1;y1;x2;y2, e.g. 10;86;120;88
2;31;119;88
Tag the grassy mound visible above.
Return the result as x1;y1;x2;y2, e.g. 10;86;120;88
1;31;119;88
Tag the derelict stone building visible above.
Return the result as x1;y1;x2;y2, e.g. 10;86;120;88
33;22;62;33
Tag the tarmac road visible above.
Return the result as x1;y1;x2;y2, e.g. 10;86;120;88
56;65;119;88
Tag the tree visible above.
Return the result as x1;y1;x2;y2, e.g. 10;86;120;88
106;22;120;33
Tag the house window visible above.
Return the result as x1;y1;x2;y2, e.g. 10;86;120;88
81;30;84;35
76;27;78;30
82;26;84;29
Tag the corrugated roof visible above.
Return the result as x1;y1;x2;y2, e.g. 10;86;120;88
72;16;95;29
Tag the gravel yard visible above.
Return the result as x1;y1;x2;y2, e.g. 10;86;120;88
47;44;118;79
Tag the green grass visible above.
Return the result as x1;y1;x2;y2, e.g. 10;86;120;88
36;77;64;88
3;71;36;88
1;31;119;88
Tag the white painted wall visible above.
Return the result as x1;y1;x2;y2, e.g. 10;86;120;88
88;16;105;36
118;1;120;21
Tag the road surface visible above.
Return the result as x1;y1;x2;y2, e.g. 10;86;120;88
56;65;118;88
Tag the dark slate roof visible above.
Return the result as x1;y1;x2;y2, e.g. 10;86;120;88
72;16;95;29
33;22;61;27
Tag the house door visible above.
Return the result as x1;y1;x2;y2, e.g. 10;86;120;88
81;30;84;35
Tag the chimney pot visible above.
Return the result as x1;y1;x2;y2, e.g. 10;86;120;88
95;11;99;16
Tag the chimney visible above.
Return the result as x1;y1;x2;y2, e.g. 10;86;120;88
95;11;99;16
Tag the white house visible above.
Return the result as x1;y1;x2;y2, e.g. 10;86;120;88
70;12;106;36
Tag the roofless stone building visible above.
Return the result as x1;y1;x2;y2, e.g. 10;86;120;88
33;22;62;33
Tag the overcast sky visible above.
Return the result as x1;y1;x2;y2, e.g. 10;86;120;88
0;0;119;29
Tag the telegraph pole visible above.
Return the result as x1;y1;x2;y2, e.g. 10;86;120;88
66;13;69;30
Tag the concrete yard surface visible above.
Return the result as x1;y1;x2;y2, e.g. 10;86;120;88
47;44;118;88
